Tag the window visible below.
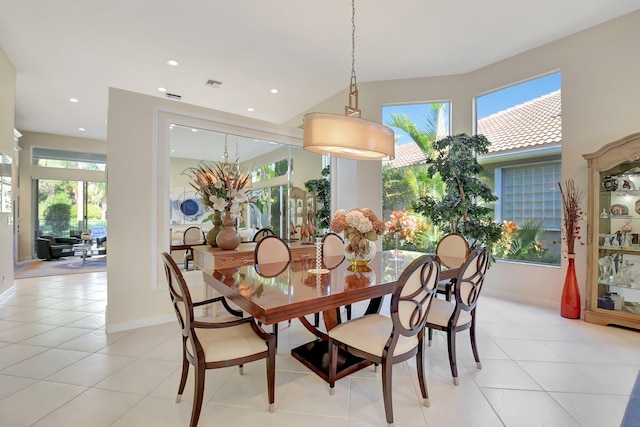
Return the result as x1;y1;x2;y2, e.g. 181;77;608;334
380;102;451;252
477;72;561;265
32;147;106;171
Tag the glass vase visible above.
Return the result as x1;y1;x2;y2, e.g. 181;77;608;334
344;237;376;267
215;211;241;250
561;254;581;319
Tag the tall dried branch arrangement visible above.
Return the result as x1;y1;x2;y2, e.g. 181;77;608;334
558;179;584;254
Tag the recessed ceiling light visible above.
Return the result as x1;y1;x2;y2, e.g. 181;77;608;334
166;59;179;66
169;124;175;129
78;127;85;132
191;128;198;132
270;89;278;94
247;107;255;112
158;87;166;92
69;98;79;103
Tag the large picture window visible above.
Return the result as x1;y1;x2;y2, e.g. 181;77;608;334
477;72;562;265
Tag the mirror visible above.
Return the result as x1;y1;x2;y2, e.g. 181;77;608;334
168;124;327;243
0;152;11;213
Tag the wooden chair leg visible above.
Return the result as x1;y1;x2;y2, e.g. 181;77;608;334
416;339;430;407
328;339;338;395
427;327;433;346
190;364;206;427
272;323;279;348
381;358;394;426
266;336;276;412
176;347;189;402
470;317;481;369
446;329;459;385
313;312;320;327
345;304;352;320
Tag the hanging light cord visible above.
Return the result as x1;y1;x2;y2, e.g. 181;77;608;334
346;0;361;117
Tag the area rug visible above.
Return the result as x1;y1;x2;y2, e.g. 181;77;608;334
14;257;107;279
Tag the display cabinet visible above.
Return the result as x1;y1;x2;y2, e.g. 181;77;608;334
583;132;640;330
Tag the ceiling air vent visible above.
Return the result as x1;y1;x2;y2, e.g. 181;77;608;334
165;93;181;100
205;79;222;88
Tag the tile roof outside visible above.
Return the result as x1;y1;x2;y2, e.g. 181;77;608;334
385;90;562;167
478;89;561;153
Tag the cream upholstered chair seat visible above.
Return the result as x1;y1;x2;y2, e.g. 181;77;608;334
161;252;275;427
328;255;440;427
328;314;420;358
189;323;270;362
426;299;472;328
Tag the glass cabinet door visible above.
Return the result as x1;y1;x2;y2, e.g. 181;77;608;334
584;133;640;330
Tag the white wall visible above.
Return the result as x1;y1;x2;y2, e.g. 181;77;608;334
0;46;15;295
106;89;303;331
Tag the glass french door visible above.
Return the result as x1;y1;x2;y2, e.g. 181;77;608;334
34;178;107;243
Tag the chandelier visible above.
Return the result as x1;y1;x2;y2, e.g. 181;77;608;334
302;0;395;161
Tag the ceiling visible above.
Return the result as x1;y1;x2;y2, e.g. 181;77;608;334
2;0;640;142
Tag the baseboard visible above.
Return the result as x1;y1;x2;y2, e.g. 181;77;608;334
483;288;561;311
105;313;175;334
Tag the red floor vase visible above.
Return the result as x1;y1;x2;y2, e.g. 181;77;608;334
561;255;581;319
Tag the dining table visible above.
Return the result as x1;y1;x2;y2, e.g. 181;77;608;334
201;249;458;382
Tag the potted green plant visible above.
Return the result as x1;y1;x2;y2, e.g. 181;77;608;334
304;165;331;234
413;133;502;251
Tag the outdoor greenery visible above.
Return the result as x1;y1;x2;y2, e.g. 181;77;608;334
412;133;502;251
304;165;331;232
492;219;558;264
37;179;107;237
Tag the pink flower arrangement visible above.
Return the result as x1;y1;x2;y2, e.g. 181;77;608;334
331;208;385;257
384;210;420;241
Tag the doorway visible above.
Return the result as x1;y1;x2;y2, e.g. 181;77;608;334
34;178;107;251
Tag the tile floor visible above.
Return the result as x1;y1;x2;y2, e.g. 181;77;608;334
0;271;639;426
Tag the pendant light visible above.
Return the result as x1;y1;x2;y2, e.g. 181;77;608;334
303;0;395;161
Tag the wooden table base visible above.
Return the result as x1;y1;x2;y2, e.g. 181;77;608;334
291;339;373;383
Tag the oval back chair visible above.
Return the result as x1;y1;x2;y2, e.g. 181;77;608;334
435;232;469;300
160;252;275;426
328;255;440;426
426;246;490;385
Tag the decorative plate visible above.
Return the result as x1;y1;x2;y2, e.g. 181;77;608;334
610;204;629;215
617;178;636;191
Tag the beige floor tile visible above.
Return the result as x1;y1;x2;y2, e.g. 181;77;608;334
46;352;136;386
94;357;178;395
31;388;143;427
0;380;86;426
2;272;640;427
1;348;90;379
482;388;580;426
550;392;628;427
0;343;49;370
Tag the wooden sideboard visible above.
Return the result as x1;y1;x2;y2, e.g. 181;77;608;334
192;241;317;270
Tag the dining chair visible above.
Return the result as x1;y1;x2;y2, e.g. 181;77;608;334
435;232;469;300
254;235;292;345
253;227;275;243
426;246;490;385
183;226;204;270
160;253;276;427
313;232;347;326
328;255;440;427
